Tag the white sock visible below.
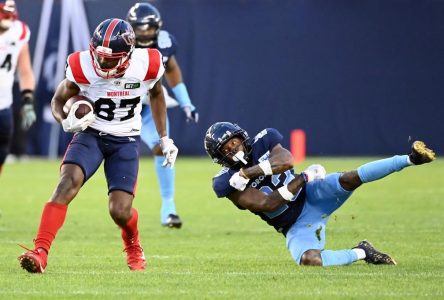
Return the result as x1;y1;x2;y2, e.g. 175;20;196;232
352;248;366;260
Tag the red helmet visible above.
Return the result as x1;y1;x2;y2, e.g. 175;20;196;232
0;0;17;29
89;18;136;79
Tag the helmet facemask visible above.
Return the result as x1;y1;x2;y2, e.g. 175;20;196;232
133;23;161;47
90;44;133;79
216;136;251;168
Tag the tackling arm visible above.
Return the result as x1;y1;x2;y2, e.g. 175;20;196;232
51;79;80;123
228;174;306;212
240;144;294;179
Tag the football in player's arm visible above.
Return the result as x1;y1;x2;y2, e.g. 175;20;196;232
205;122;435;267
18;18;178;273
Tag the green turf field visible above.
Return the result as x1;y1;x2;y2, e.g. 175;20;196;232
0;157;443;299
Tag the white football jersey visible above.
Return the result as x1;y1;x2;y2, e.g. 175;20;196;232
65;48;165;136
0;20;30;110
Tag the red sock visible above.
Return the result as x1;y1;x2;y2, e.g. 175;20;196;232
121;208;139;241
34;202;68;253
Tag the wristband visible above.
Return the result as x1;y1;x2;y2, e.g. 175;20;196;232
172;82;194;109
239;168;249;179
277;185;294;201
258;160;273;175
21;89;34;104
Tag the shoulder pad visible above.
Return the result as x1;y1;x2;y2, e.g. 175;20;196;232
157;30;173;49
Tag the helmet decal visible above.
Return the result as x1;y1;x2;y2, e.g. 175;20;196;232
102;19;120;48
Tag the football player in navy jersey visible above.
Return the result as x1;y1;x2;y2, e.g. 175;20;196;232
205;122;435;267
127;2;198;228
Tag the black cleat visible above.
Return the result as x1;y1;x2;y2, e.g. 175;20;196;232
162;214;182;229
354;240;397;265
408;141;436;165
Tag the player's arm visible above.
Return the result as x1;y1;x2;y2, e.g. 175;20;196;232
164;56;198;123
51;79;80;123
149;80;167;138
17;43;37;129
17;43;35;93
164;56;183;87
240;144;294;179
227;174;306;212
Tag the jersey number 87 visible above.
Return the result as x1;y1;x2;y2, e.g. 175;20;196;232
95;97;140;121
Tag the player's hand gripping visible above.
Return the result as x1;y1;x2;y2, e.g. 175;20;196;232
160;136;179;168
182;106;199;123
229;171;250;191
61;101;95;133
302;164;327;182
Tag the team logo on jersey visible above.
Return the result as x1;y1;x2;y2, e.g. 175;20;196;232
124;83;140;89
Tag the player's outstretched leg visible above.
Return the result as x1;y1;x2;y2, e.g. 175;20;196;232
356;140;435;184
353;240;396;265
154;156;182;228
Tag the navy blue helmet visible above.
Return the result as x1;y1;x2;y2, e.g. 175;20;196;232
89;18;135;78
204;122;251;168
126;2;162;47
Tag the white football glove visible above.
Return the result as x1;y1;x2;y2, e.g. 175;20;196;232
160;136;179;168
229;171;250;191
302;164;327;182
61;100;96;133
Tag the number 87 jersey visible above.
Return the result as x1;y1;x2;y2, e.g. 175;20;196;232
65;47;165;137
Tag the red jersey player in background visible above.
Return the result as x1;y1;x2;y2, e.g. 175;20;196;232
0;0;36;175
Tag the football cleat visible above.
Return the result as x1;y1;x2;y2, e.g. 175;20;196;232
162;214;182;229
18;245;48;273
408;141;436;165
354;240;397;265
123;237;146;271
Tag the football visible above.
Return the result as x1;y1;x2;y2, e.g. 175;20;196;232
63;95;94;119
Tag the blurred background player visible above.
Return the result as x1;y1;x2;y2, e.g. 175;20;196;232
0;0;36;175
127;2;199;228
204;122;436;267
18;18;178;273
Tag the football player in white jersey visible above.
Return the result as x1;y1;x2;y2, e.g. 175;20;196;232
0;0;36;175
18;18;178;273
127;3;199;228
